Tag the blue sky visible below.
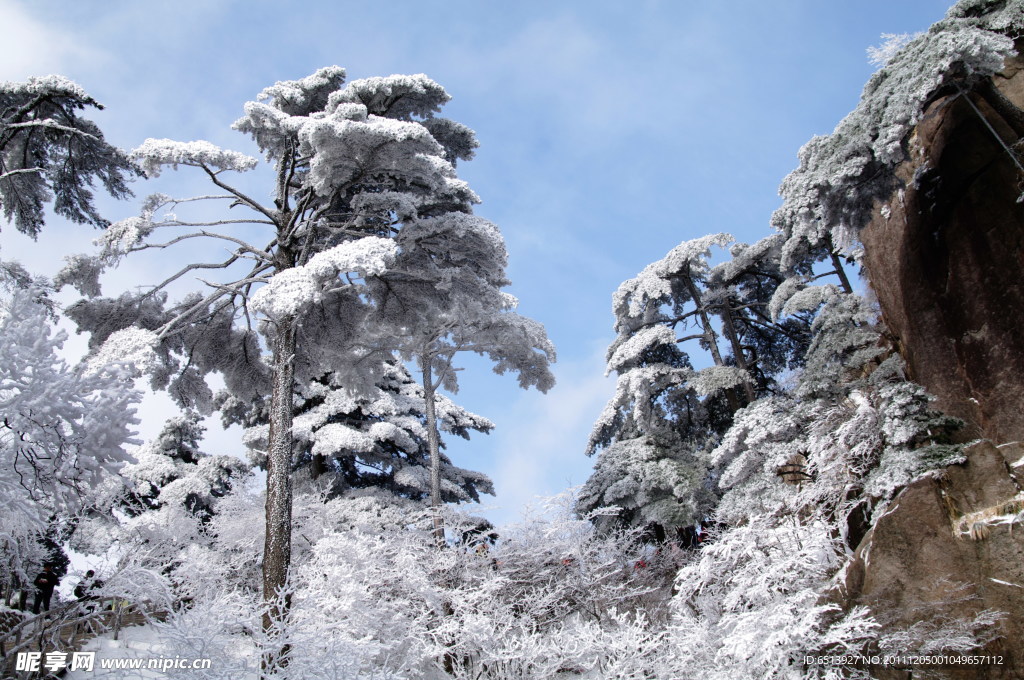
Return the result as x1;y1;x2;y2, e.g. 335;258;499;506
1;0;953;527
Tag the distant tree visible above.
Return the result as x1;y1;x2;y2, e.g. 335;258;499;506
366;211;555;542
0;76;137;238
121;411;248;521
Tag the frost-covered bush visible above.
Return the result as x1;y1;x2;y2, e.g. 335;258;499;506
287;491;668;679
715;292;962;523
0;288;140;525
665;285;970;677
103;488;672;679
0;286;139;592
664;519;879;680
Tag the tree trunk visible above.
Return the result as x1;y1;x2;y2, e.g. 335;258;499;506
718;302;756;404
262;314;296;673
829;251;854;294
683;273;741;412
421;358;445;547
682;275;726;367
310;453;326;480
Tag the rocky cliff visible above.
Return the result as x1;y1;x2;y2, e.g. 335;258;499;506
851;42;1024;680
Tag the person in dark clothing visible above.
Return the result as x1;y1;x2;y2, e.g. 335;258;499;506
74;570;96;599
74;570;103;610
32;564;59;614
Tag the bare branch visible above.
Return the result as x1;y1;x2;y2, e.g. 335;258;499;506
152;219;275;228
129;229;274;261
141;254;243;301
199;163;278;223
195;274;270;294
163;194;239;204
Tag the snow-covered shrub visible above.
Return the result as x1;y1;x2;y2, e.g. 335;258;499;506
0;285;140;594
664;518;879;680
108;487;670;679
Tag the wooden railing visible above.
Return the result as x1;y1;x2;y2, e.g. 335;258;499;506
0;599;166;678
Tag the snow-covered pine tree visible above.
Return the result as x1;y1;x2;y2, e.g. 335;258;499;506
121;411;248;520
706;234;814;392
65;412;254;592
579;233;805;536
716;287;964;530
232;359;496;504
0;75;137;238
54;67;521;667
366;211;555;542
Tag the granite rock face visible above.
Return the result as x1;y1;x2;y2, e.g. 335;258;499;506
849;47;1024;678
841;442;1024;679
861;46;1024;445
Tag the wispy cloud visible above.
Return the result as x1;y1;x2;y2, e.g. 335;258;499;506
0;0;104;80
454;339;614;528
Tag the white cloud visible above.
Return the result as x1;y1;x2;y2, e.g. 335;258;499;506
0;0;104;80
456;340;614;529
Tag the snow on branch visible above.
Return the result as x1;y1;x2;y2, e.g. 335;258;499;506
253;65;347;115
1;74;93;103
310;422;376;456
867;33;921;68
250;236;397;319
615;232;733;317
299;114;453;197
606;324;677;375
329;73;450;120
131;138;258;177
689;365;753;397
778;283;842;319
96;215;154;260
85;326;160;375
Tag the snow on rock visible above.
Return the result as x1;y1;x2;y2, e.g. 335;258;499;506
773;20;1014;267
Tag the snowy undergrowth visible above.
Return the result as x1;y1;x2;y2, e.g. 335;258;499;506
94;488;677;679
